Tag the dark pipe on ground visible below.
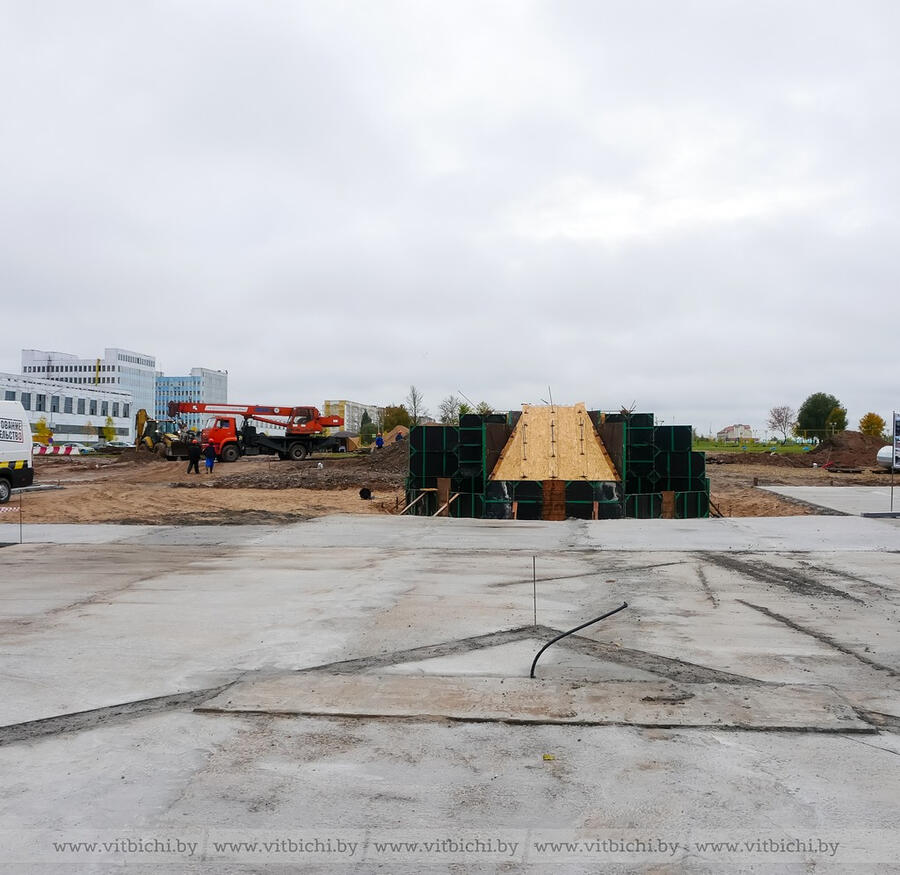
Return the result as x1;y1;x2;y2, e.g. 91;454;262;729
530;602;629;679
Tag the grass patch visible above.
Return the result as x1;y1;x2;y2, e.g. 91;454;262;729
693;440;809;455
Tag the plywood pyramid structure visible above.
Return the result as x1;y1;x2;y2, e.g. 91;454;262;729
489;403;620;482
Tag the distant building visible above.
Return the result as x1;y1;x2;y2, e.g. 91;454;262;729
323;400;385;435
155;368;228;430
22;348;157;417
716;424;753;442
1;373;132;443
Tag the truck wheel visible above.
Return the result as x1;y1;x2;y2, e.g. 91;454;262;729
288;443;308;461
0;478;10;503
221;444;240;463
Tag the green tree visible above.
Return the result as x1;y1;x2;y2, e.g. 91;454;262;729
458;402;472;418
102;415;116;443
382;405;411;432
858;412;886;438
475;401;493;416
359;410;376;446
825;405;848;434
796;393;844;441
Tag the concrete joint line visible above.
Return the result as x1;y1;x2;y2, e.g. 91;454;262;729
737;599;898;678
0;685;232;746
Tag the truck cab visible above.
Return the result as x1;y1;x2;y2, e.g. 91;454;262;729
0;401;35;503
201;416;242;462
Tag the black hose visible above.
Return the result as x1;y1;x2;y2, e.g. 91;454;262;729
530;602;629;679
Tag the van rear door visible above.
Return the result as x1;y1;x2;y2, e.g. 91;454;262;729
0;401;34;502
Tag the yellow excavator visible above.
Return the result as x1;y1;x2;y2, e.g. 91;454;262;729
133;409;195;461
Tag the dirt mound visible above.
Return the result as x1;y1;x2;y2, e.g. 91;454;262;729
805;431;886;468
179;442;409;491
344;440;408;473
707;431;886;470
706;452;806;468
173;465;404;492
116;447;168;464
118;510;311;526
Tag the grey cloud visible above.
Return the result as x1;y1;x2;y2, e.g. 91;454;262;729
1;1;897;434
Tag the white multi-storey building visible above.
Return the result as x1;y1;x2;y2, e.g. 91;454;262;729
22;348;157;417
0;373;132;443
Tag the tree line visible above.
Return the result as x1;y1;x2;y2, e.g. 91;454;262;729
768;393;889;442
369;386;494;438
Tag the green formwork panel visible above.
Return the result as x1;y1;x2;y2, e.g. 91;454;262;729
652;426;692;453
452;476;485;495
459;422;485;442
451;493;484;519
409;425;459;454
458;444;483;464
624;493;662;519
408;448;459;479
690;452;706;477
652;451;707;481
457;421;485;480
406;475;438;492
626;426;655;447
675;491;709;519
627;444;655;463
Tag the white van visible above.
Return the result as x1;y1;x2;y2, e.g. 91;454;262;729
0;401;34;503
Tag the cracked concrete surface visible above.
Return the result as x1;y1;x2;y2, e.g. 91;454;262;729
0;514;899;871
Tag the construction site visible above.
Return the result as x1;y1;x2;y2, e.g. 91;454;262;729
0;404;898;871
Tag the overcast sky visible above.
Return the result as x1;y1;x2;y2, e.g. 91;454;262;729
3;1;897;434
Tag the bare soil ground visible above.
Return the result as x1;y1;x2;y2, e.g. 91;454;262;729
706;431;890;517
14;433;890;524
21;449;406;524
706;463;890;517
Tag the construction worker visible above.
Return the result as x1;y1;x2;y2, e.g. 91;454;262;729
203;442;216;474
187;439;201;475
375;433;384;449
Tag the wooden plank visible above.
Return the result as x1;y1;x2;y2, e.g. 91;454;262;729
661;491;676;519
542;479;566;521
399;489;436;515
431;493;460;517
490;403;619;482
436;478;451;517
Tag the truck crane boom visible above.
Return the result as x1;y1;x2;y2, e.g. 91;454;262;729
167;402;342;434
165;401;344;462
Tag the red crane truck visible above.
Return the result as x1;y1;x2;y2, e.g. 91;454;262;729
167;402;343;462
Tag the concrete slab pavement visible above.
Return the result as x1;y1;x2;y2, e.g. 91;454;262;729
3;511;900;550
762;484;900;518
1;514;899;871
200;672;869;730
